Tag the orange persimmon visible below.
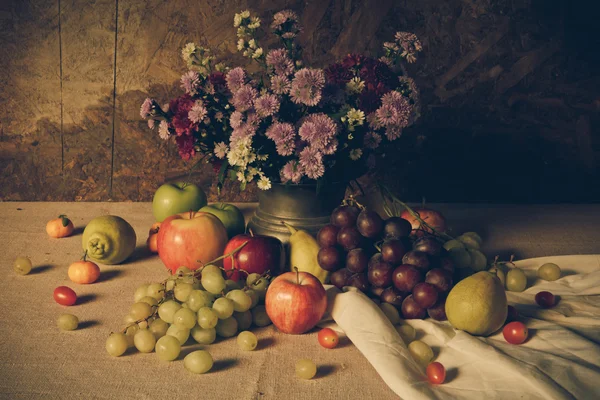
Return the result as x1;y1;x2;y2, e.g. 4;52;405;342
68;253;100;284
147;233;159;253
46;215;74;238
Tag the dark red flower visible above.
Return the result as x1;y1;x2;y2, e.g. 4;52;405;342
209;72;227;90
169;94;197;136
357;89;381;113
212;159;223;174
359;58;396;88
325;63;352;85
175;134;196;161
342;54;365;69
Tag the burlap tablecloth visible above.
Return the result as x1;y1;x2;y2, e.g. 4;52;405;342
2;202;600;400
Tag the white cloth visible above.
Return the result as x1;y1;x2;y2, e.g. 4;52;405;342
318;255;600;400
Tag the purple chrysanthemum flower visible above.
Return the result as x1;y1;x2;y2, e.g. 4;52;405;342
266;122;296;156
280;160;303;184
230;123;257;143
375;104;398;126
271;10;300;37
266;49;294;76
364;131;382;149
226;67;246;93
232;84;257;112
140;98;154;119
230;111;244;129
298;113;337;151
385;125;402;141
188;100;208;123
380;91;412;127
366;112;382;130
271;75;291;95
299;146;325;179
255;94;280;118
290;68;325;107
181;71;201;95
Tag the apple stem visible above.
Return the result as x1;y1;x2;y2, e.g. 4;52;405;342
189;209;194;219
248;228;254;237
293;266;299;284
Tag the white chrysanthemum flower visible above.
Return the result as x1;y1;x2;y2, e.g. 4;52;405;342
233;13;243;28
257;154;268;161
237;38;245;51
158;121;170;140
252;48;263;59
347;108;365;126
214;142;228;159
257;175;272;190
181;43;196;62
240;10;250;19
248;39;257;49
248;17;261;29
236;171;246;183
346;77;365;94
349;149;363;160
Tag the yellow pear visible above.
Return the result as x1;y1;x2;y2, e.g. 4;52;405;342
283;222;329;284
445;271;507;336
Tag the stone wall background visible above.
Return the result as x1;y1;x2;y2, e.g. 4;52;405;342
1;0;598;202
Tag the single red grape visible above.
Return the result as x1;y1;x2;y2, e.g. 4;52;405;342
381;239;408;265
401;295;426;319
412;282;439;309
535;291;556;308
337;226;363;251
317;247;343;272
330;268;352;289
426;362;446;384
346;248;369;273
317;224;340;247
331;205;360;228
503;321;528;344
402;251;431;272
356;210;384;238
392;264;424;292
53;286;77;306
383;217;412;239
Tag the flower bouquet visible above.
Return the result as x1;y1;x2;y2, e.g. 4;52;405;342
140;10;422;193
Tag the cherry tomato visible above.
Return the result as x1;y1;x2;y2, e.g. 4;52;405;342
503;321;528;344
317;328;339;349
426;362;446;384
68;261;100;284
505;305;519;323
535;291;556;308
53;286;77;306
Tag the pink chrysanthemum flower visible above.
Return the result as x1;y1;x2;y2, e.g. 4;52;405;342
380;91;412;127
230;111;244;129
280;160;303;184
271;10;300;34
266;122;296;156
290;68;325;107
226;67;246;93
181;71;201;95
147;119;156;129
385;125;402;141
322;138;338;155
158;121;170;140
375;104;398;126
230;123;257;143
266;49;294;76
271;75;291;95
232;84;257;112
298;113;337;151
364;131;382;149
299;146;324;179
188;101;208;123
255;94;280;118
140;98;154;119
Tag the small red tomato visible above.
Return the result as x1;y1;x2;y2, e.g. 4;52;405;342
426;362;446;384
53;286;77;306
535;291;556;308
503;321;528;344
317;328;339;349
506;305;519;323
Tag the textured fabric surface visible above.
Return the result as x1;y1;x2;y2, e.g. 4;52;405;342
2;202;600;400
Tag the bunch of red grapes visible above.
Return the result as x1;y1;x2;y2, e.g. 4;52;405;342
317;203;454;321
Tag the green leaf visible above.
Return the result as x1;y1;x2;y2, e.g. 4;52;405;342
59;214;70;227
217;159;229;186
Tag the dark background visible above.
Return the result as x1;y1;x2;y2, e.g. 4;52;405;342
1;0;598;203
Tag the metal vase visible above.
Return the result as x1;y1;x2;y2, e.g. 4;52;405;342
246;182;348;245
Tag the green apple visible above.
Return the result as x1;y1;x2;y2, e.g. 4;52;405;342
199;203;246;239
152;182;208;222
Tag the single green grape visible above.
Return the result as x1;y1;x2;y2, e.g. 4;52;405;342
212;297;235;319
165;278;177;292
155;335;181;361
379;303;402;325
57;314;79;331
468;249;488;272
396;324;416;343
138;318;151;329
130;302;153;320
123;314;137;325
133;328;156;353
233;310;253;331
408;340;434;366
237;331;258;351
197;307;219;329
461;232;483;246
201;264;222;276
506;268;527;292
174;282;194;302
186;290;212;312
247;273;269;291
134;284;150;303
489;266;506;287
175;266;192;276
146;282;165;301
457;234;480;250
443;239;464;252
295;359;317;380
13;256;32;275
226;289;252;312
166;324;190;345
252;305;271;327
215;316;238;338
245;289;260;308
538;263;561;281
149;318;169;340
139;296;158;307
449;247;471;269
124;324;140;348
224;279;241;293
106;333;128;357
190;326;216;345
158;300;182;324
202;272;226;295
173;307;197;329
184;350;213;374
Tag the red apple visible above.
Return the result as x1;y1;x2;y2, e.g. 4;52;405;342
265;271;327;334
222;233;284;282
157;210;228;274
400;208;447;237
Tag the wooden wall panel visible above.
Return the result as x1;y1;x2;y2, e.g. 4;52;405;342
60;0;116;201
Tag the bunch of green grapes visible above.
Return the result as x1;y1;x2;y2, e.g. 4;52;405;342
442;232;487;275
105;265;272;371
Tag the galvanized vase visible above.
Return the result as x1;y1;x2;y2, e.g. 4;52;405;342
246;182;348;245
